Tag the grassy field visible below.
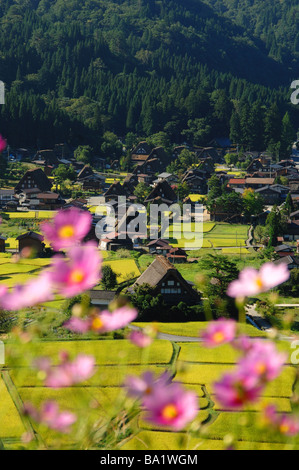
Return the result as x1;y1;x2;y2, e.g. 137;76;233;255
0;326;297;450
166;223;249;249
0;258;51;287
102;259;140;283
121;333;296;450
3;211;56;219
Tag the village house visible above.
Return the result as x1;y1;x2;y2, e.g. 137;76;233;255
147;239;171;254
284;221;299;241
15;168;53;194
88;290;116;309
77;165;104;191
0;236;6;253
289;210;299;221
166;247;188;264
195;147;221;164
144;180;177;205
0;189;16;207
273;255;299;270
227;178;246;190
130;141;152;165
15;187;65;210
32;149;59;167
273;245;295;257
255;186;284;205
245;177;275;190
103;181;128;202
154;173;178;185
99;232;134;251
132;255;200;306
16;232;45;256
246;159;266;174
181;168;208;194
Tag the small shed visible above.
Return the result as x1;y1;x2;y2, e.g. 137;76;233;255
16;231;45;255
0;236;6;252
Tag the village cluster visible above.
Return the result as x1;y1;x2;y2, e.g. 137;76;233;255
1;136;299;311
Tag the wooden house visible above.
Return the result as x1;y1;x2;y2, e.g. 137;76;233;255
144;180;177;205
15;168;53;193
133;255;200;306
16;232;45;256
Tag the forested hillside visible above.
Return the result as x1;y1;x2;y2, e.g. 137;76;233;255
203;0;299;68
0;0;298;151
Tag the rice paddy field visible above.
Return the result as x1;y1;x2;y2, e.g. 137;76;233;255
3;211;56;219
100;258;140;284
0;254;140;289
0;326;296;450
166;223;250;250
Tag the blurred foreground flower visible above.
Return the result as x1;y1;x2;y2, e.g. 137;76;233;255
143;381;198;431
214;370;264;409
201;318;236;347
23;401;76;434
214;339;286;409
64;306;138;334
128;329;154;348
0;135;7;153
41;208;92;251
227;263;290;298
0;272;53;311
125;371;171;399
238;340;286;383
35;352;95;388
50;242;101;298
262;405;299;437
125;371;198;430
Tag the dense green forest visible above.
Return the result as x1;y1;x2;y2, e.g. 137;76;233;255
0;0;298;154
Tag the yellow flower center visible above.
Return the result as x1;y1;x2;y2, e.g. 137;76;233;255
279;423;290;434
255;276;264;290
91;317;104;331
161;404;179;421
255;362;267;375
213;331;225;344
59;225;75;239
69;269;85;284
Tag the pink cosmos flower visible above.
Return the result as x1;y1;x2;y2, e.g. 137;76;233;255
64;306;138;334
34;352;95;388
0;272;53;311
23;401;77;434
41;208;92;251
262;405;299;437
0;135;7;153
227;263;290;298
49;242;101;298
142;382;198;431
238;340;286;383
125;371;171;399
232;335;254;354
214;369;264;409
201;318;237;347
128;329;153;348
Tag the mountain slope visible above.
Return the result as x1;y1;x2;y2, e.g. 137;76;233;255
0;0;297;147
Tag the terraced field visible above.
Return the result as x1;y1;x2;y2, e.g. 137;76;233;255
0;326;296;450
0;254;140;289
166;223;249;250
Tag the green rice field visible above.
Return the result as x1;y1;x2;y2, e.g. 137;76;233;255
0;327;296;450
